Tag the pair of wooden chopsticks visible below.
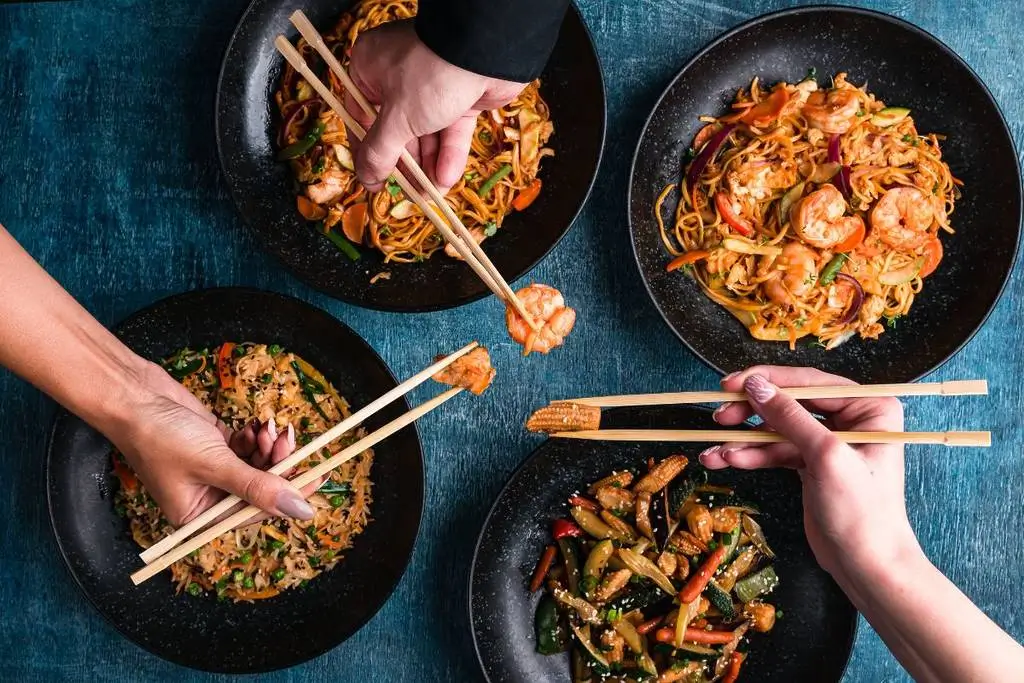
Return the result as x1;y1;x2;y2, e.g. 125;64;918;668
276;12;540;334
130;341;479;586
549;379;991;447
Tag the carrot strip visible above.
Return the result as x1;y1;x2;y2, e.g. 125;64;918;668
529;545;557;592
511;179;543;211
666;250;710;272
679;545;728;604
217;343;235;389
722;652;746;683
654;627;736;645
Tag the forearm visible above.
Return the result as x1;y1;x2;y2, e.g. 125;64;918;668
415;0;570;82
0;225;144;432
835;543;1024;682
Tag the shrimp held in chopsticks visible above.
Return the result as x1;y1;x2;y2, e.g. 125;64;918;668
506;284;577;355
432;346;496;395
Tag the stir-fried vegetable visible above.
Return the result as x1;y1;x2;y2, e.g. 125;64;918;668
277;120;325;160
477;163;513;198
533;456;781;681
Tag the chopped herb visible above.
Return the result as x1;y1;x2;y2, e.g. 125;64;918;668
794;317;806;328
886;314;901;328
581;576;599;594
322;550;335;561
298;433;314;446
271;568;286;582
855;109;865;117
232;570;244;583
682;146;696;163
809;338;827;349
242;576;255;589
708;540;719;551
483;220;498;237
309;555;320;568
901;134;912;143
300;579;309;588
413;254;426;262
268;344;283;355
932;183;939;195
329;494;346;508
775;609;784;619
479;130;492;144
300;417;311;429
385;176;401;196
464;171;478;181
332;535;340;543
186;582;202;596
189;548;200;558
912;138;919;147
379;226;392;237
114;504;127;518
305;525;318;540
680;263;695;275
311;156;326;175
145;498;156;509
261;373;272;384
233;345;245;357
606;608;621;622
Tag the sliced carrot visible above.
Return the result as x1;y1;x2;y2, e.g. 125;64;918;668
296;195;327;221
715;192;754;236
211;566;230;582
235;587;280;600
318;532;344;550
567;495;599;512
529;545;557;592
666;249;710;272
721;652;746;683
920;238;943;278
834;218;866;253
511;179;543;211
111;455;139;493
341;202;368;244
636;616;663;635
217;343;235;389
679;544;728;603
692;124;720;152
654;627;736;645
739;87;789;127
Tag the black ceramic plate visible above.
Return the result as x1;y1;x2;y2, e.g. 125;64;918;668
216;0;606;312
629;6;1021;383
470;405;856;682
46;288;424;673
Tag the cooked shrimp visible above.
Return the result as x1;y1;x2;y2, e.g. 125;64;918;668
305;168;349;205
431;346;495;395
802;88;861;134
505;284;576;355
870;186;934;251
763;242;819;307
791;184;864;249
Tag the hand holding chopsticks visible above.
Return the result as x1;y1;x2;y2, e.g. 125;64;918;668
131;342;483;585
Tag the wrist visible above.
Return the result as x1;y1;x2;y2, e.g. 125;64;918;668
829;527;928;606
74;341;154;440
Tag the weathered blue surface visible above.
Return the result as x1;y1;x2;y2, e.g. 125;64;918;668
0;1;1020;681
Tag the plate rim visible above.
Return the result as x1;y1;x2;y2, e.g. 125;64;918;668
467;404;858;682
214;0;609;313
44;286;426;673
626;3;1023;381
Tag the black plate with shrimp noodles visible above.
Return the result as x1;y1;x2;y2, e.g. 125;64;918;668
46;288;424;672
216;0;605;312
629;6;1021;383
470;406;856;683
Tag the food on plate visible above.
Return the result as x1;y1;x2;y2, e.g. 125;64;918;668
113;342;373;602
531;456;779;680
657;71;959;349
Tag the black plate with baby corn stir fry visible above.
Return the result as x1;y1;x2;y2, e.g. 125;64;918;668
470;405;856;683
530;456;779;682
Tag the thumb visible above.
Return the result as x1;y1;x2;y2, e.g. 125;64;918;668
356;105;411;191
204;450;314;520
743;374;840;461
434;114;477;190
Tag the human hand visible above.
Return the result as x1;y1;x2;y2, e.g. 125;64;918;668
699;366;920;577
346;20;525;193
108;361;316;527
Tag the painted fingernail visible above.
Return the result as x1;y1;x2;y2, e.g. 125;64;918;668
744;374;776;403
277;489;314;520
699;446;720;460
267;419;278;440
286;423;296;450
723;372;739;382
248;418;260;432
712;404;727;423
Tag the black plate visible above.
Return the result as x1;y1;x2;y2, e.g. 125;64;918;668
629;6;1022;383
216;0;606;312
46;288;424;673
470;405;856;683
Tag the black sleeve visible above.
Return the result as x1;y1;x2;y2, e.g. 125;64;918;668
415;0;571;83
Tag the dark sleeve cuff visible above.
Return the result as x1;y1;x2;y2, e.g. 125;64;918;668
415;0;571;82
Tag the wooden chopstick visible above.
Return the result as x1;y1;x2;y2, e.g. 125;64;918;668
139;341;479;565
287;11;541;334
554;380;989;408
549;429;992;447
131;386;464;586
275;29;540;333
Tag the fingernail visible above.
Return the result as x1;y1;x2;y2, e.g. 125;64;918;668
277;489;314;520
712;404;727;423
699;446;720;459
267;419;278;440
286;423;296;450
723;372;739;382
249;418;261;434
744;374;777;403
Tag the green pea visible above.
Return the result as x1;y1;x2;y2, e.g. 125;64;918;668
329;494;345;508
239;551;253;564
232;570;244;583
186;582;202;596
271;568;286;582
242;576;255;589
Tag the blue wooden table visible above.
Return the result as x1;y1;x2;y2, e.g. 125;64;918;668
0;1;1021;681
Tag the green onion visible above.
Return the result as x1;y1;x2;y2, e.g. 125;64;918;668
309;556;320;568
463;171;478;181
323;550;335;561
321;227;361;261
267;539;285;550
318;480;351;495
300;417;311;429
483;220;498;237
477;164;513;198
311;156;326;175
268;344;283;355
187;582;202;596
720;532;733;546
271;568;286;582
329;494;345;508
305;525;318;540
277;121;325;161
232;570;244;583
386;177;401;196
606;608;621;622
818;253;848;286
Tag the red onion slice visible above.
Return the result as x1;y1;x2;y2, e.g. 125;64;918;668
686;123;737;190
835;273;864;325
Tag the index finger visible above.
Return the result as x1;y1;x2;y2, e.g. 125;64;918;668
721;365;858;414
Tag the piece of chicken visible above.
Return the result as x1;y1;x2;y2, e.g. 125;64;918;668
432;346;495;395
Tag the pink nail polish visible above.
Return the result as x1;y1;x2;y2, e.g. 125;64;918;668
286;423;296;450
267;419;278;440
744;374;777;403
699;446;720;459
712;404;727;423
723;371;739;382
